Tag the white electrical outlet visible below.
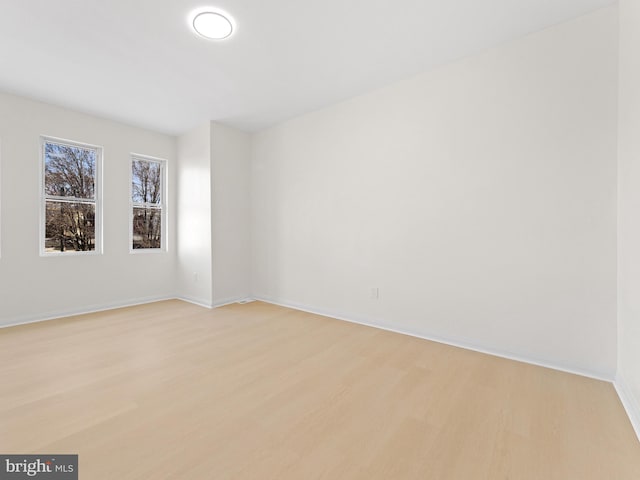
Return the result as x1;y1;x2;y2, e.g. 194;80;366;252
371;287;379;300
193;272;198;282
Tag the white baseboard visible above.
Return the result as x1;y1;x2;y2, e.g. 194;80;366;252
0;295;253;328
212;296;253;308
176;295;254;309
252;295;614;383
0;295;253;329
2;293;614;384
0;294;176;328
176;295;255;309
176;295;214;309
614;375;640;443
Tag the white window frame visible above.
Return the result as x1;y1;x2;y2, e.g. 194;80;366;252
40;136;103;256
130;154;167;253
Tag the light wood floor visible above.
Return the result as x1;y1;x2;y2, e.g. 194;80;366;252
1;300;639;479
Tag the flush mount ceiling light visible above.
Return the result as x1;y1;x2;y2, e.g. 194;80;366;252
191;9;234;40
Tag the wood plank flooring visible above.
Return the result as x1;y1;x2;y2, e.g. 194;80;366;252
0;300;639;479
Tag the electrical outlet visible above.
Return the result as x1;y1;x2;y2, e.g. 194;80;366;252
193;272;198;282
371;287;379;300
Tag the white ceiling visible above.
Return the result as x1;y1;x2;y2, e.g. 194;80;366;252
0;0;615;135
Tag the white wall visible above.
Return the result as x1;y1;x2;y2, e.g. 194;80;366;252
177;123;213;306
176;122;251;307
211;123;251;305
251;7;619;378
0;101;251;321
617;0;640;439
0;93;176;325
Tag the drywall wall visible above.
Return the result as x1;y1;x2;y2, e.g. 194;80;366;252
0;104;251;320
0;92;176;325
177;123;213;306
617;0;640;439
251;7;618;378
176;122;251;307
211;123;251;305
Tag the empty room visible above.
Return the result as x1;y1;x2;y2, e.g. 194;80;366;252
1;0;639;478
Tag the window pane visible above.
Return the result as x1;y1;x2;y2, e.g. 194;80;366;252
132;159;162;204
45;201;96;252
132;207;161;249
44;142;96;199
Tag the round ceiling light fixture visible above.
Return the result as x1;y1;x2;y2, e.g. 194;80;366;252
191;9;234;40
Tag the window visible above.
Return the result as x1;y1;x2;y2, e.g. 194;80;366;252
131;155;165;251
41;137;101;254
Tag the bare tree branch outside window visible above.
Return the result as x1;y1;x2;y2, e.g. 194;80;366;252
44;141;97;252
132;159;163;249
